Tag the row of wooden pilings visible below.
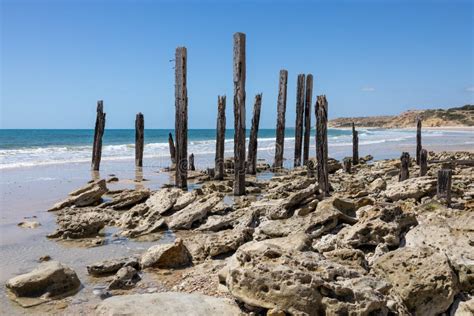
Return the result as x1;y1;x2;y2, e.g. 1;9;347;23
90;32;452;203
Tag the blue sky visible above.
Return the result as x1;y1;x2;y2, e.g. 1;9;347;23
1;0;473;129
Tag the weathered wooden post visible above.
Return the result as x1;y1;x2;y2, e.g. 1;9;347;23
437;169;452;205
294;74;305;167
233;32;246;196
273;70;288;169
175;47;188;189
352;122;359;165
247;93;262;175
316;95;329;196
420;149;428;176
189;153;195;171
168;133;176;167
92;100;106;171
416;116;422;165
399;152;410;181
303;74;313;165
306;159;316;178
343;157;352;173
215;95;226;180
135;112;144;167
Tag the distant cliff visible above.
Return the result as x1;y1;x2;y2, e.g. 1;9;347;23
329;105;474;128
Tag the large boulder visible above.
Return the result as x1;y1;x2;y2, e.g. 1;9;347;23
141;238;192;269
48;179;108;211
6;261;80;306
372;246;459;315
95;292;242;316
223;236;389;315
384;176;436;201
47;211;107;239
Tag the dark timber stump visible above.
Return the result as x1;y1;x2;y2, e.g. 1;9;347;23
307;159;316;178
343;157;352;173
175;47;188;189
316;95;329;196
233;32;246;196
273;70;288;169
92;100;106;171
215;95;226;180
189;153;195;171
303;74;313;165
416;117;422;165
294;74;305;167
168;133;176;167
437;169;452;205
399;152;410;181
247;94;262;175
352;122;359;165
135;112;144;167
420;148;428;176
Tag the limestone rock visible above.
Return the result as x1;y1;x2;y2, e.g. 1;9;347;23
47;211;107;239
146;188;182;215
48;179;108;211
141;238;192;269
167;194;222;230
6;261;80;303
107;266;141;290
372;246;459;315
368;178;386;192
101;189;150;210
384;176;436;201
87;257;140;276
17;221;41;229
95;292;242;316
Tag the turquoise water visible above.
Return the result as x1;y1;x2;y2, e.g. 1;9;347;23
0;128;472;169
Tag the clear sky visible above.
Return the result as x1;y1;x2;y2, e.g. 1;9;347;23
1;0;473;129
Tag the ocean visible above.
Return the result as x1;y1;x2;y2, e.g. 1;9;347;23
1;128;473;170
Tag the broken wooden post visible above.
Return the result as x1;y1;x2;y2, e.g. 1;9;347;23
306;159;316;178
273;69;288;170
294;74;305;167
399;152;410;181
316;95;329;196
416;116;422;165
215;95;226;180
233;32;246;196
189;153;195;171
175;47;188;189
247;93;262;175
91;100;106;171
437;169;452;205
420;148;428;176
343;157;352;173
352;122;359;165
303;74;313;165
135;112;144;167
168;133;176;167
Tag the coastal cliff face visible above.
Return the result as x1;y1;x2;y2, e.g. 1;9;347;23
329;105;474;128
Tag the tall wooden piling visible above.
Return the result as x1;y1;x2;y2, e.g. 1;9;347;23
437;169;452;205
274;70;288;169
135;112;144;167
168;133;176;166
303;74;313;165
399;152;410;181
175;47;188;189
233;32;246;196
294;74;305;167
247;94;262;175
352;123;359;165
92;100;106;171
316;95;329;196
189;153;195;171
416;117;422;165
215;96;226;180
420;149;428;176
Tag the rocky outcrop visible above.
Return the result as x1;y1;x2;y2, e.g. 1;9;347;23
141;239;192;269
48;179;108;211
6;261;80;306
101;189;150;210
95;292;242;316
107;266;141;290
372;246;459;315
47;211;107;239
167;193;222;230
384;176;436;201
